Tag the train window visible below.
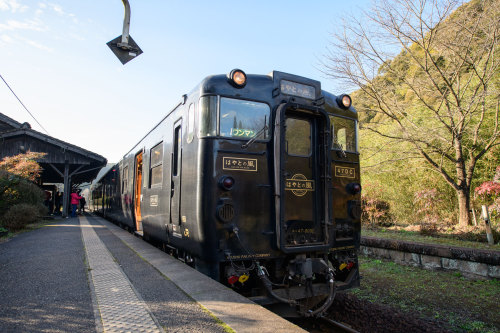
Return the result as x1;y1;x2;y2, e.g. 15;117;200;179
198;96;217;137
122;166;128;194
187;103;195;143
286;118;311;156
150;143;163;187
173;126;181;176
330;116;357;153
219;98;270;140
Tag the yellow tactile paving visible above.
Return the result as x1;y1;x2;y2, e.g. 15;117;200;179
80;216;162;333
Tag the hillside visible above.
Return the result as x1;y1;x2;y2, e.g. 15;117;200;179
337;0;500;227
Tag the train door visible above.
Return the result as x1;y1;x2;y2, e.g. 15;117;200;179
134;152;143;232
169;120;182;237
275;104;330;252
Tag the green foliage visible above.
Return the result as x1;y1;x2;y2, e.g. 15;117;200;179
0;170;45;218
332;0;500;226
0;152;46;231
360;128;458;225
363;228;500;250
1;203;44;231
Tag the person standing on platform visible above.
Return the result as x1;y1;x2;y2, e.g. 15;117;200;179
70;190;82;218
79;196;86;214
54;192;62;215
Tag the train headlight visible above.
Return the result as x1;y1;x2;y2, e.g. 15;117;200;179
346;182;361;195
337;94;352;109
228;69;247;88
219;176;235;190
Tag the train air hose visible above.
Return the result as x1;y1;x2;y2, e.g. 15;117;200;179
233;227;336;316
256;262;298;306
256;262;337;316
303;271;336;317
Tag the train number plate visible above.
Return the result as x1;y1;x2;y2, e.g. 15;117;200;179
335;166;355;178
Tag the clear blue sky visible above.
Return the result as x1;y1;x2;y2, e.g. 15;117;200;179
0;0;370;162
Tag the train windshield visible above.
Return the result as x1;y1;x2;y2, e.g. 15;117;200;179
330;115;358;153
219;98;270;140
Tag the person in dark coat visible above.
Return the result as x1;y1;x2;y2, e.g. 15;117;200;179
54;192;62;215
79;196;86;214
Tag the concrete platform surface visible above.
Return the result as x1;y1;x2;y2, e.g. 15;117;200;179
0;214;306;333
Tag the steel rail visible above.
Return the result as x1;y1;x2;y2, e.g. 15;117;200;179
318;316;360;333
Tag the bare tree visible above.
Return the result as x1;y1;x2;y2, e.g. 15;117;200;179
323;0;499;226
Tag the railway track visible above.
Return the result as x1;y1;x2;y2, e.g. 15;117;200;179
290;316;360;333
318;316;360;333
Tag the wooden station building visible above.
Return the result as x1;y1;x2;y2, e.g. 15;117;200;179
0;113;107;217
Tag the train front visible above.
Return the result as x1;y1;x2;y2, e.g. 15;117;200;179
200;70;361;317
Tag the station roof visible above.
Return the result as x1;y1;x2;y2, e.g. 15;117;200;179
0;113;107;184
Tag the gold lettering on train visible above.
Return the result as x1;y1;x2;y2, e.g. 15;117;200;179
285;173;315;197
228;253;271;260
291;228;315;234
223;157;258;172
335;166;355;179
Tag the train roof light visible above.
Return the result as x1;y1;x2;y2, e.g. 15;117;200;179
228;69;247;88
337;94;352;109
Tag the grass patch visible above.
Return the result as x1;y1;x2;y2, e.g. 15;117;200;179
362;229;500;251
0;219;53;243
351;256;500;332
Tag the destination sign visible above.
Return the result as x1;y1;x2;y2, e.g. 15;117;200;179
280;80;315;99
231;128;255;138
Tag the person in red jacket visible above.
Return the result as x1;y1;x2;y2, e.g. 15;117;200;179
70;190;82;218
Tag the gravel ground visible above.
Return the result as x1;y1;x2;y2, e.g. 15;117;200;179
0;218;96;333
87;215;229;333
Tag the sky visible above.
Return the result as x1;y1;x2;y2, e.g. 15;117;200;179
0;0;370;163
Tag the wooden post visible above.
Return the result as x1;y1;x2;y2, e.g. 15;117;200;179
481;205;494;245
62;161;69;218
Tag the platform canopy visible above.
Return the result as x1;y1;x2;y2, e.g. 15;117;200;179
0;112;107;216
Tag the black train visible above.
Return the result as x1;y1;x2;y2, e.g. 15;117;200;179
92;69;361;317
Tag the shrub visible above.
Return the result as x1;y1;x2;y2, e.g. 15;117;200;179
0;170;44;218
1;204;41;231
475;166;500;224
413;188;447;235
362;195;392;227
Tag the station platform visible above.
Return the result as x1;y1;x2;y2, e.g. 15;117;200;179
0;214;305;333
